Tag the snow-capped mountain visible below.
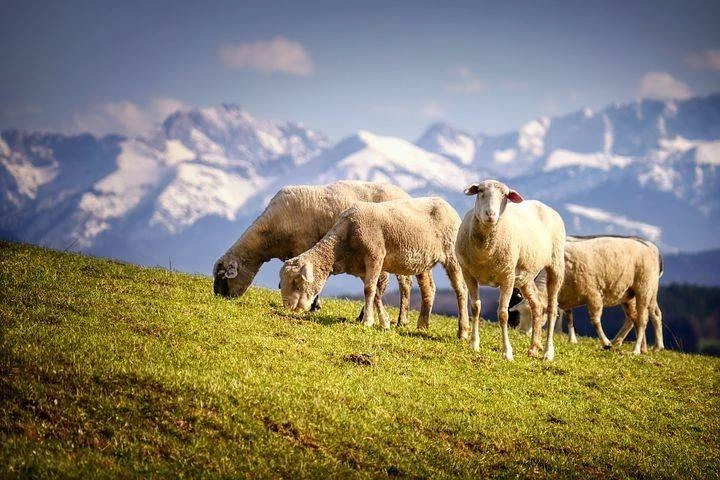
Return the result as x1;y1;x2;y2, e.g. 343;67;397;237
0;105;328;254
1;95;719;289
418;94;720;252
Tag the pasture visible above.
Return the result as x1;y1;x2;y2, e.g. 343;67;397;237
1;241;718;478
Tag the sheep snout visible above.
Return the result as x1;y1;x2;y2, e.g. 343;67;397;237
213;275;230;297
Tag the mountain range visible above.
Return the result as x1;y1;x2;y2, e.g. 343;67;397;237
2;95;719;291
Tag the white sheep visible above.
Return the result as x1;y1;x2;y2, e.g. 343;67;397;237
279;197;470;337
509;235;664;354
456;180;566;361
212;180;421;325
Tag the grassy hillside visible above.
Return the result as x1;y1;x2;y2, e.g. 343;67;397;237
1;241;719;479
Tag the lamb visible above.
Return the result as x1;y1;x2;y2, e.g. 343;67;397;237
279;197;470;337
508;235;664;354
455;180;566;361
212;180;420;325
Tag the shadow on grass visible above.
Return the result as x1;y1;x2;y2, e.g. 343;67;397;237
395;329;446;342
309;313;351;326
268;306;351;327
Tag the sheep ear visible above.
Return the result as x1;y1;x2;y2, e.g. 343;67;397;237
300;263;314;283
224;260;238;279
507;190;524;203
464;184;480;196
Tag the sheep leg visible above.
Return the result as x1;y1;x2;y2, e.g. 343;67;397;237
498;282;515;361
544;267;563;361
650;300;664;352
587;301;612;348
354;273;390;323
519;281;543;357
463;272;481;351
612;301;636;346
374;272;391;329
310;296;321;312
416;271;435;330
565;310;578;344
443;258;470;340
632;297;650;355
361;260;383;328
396;275;412;327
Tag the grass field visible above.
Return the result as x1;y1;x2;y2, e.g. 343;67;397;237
1;240;719;478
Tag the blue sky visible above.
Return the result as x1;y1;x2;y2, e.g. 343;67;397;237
1;0;719;141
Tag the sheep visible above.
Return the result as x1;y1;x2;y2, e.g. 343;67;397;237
279;197;470;337
456;180;566;361
508;235;664;354
212;180;421;325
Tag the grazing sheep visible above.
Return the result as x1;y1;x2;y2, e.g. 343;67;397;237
213;180;419;325
509;235;664;354
456;180;565;361
279;197;470;337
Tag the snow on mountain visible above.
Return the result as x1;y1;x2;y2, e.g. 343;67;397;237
299;130;477;193
416;94;720;252
1;94;719;284
150;163;270;235
416;123;476;166
0;105;330;251
0;141;59;204
543;150;632;172
72;139;167;245
161;104;329;172
517;117;550;157
565;203;662;243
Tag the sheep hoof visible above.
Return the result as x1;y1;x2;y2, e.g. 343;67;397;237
458;329;470;340
503;351;514;361
543;352;555;361
527;346;541;357
602;344;613;350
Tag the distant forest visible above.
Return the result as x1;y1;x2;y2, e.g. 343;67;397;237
383;284;720;356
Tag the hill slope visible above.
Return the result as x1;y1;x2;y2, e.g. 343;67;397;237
1;242;719;478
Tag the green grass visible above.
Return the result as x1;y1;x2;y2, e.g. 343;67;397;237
1;241;719;479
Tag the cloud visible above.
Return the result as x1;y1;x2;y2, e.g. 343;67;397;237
420;101;444;119
639;72;694;100
447;65;485;93
685;49;720;71
218;37;314;76
73;97;189;137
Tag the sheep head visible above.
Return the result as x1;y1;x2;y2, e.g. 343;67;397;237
213;256;255;298
279;258;326;312
464;179;523;226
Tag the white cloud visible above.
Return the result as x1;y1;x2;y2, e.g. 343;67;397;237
73;97;189;137
218;37;314;76
685;49;720;71
639;72;694;100
447;65;485;93
420;101;444;119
